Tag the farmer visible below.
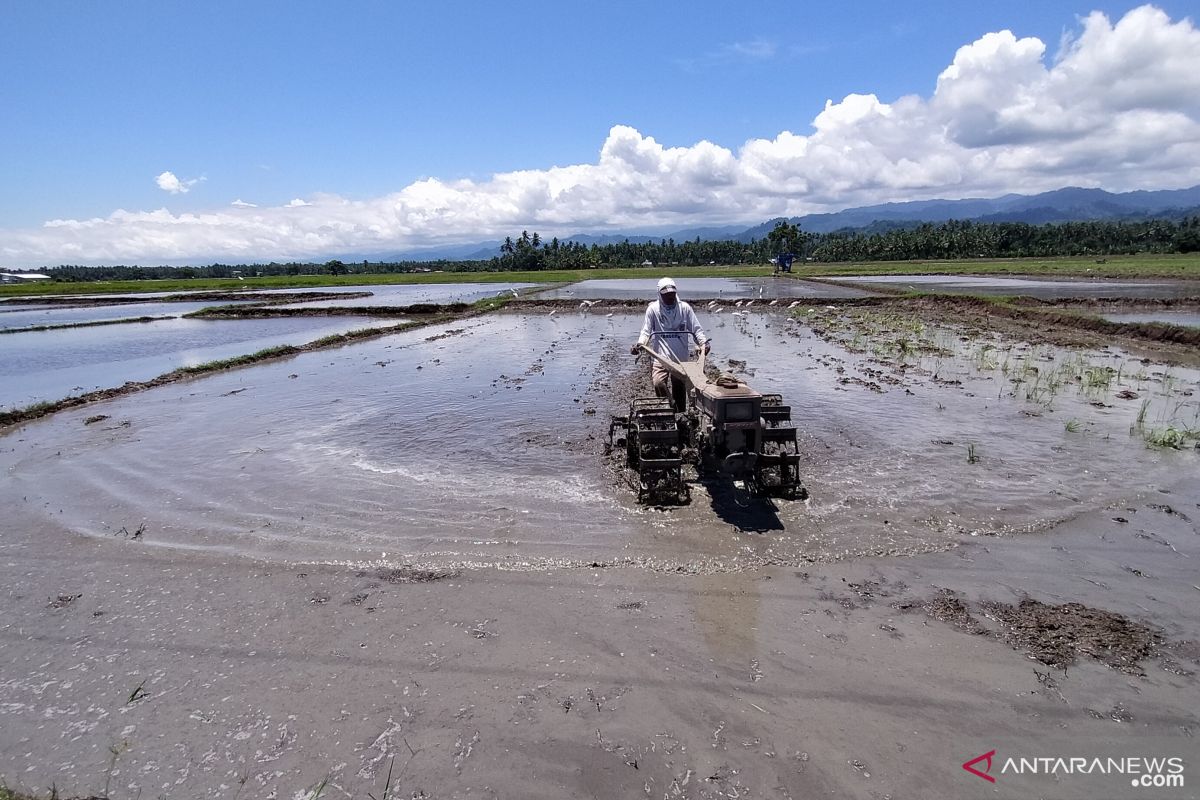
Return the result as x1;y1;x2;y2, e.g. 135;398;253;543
630;277;709;411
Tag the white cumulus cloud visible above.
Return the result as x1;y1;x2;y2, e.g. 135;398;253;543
155;171;204;195
3;5;1199;266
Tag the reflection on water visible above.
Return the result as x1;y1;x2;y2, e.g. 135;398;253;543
534;277;875;300
821;274;1200;299
0;300;259;330
2;309;1195;573
1100;311;1200;328
0;316;406;408
273;282;536;309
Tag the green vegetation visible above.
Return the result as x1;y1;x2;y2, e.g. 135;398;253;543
0;315;163;335
796;300;1200;457
1141;426;1199;449
0;264;775;298
792;252;1200;279
5;215;1200;298
176;345;300;374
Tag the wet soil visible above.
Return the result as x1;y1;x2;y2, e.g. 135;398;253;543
981;598;1163;674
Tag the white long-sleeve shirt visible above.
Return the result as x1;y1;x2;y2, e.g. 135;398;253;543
637;299;707;362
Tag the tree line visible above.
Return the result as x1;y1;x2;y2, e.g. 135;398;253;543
26;216;1200;281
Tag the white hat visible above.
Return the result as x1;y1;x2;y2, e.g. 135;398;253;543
657;277;677;294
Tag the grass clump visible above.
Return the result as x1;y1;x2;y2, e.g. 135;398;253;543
0;401;57;427
1142;426;1199;450
176;345;299;374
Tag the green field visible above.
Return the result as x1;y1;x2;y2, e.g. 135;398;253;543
2;254;1198;298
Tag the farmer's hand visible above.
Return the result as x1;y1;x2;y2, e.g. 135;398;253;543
702;341;711;354
630;343;641;355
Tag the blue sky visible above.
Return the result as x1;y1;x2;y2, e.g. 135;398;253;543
2;1;1198;265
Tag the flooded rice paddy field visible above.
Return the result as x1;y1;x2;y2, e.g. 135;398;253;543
533;276;877;300
0;299;264;330
4;307;1195;574
0;316;407;409
817;273;1200;299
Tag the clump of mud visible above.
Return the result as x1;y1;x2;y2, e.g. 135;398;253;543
897;588;988;634
981;598;1163;675
901;590;1165;674
375;566;460;584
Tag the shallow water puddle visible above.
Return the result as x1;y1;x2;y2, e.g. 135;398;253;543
2;309;1195;573
1100;310;1200;328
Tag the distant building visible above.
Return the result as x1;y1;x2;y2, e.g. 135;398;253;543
0;272;51;284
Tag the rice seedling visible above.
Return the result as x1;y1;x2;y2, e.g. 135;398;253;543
368;755;398;800
1083;365;1114;390
1142;426;1198;449
1065;419;1082;433
305;774;332;800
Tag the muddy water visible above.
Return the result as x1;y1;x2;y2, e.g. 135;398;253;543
534;276;875;300
273;282;537;309
4;309;1196;575
0;316;407;409
818;274;1200;299
1;314;636;564
1101;310;1200;328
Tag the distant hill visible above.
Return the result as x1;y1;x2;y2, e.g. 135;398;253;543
737;185;1200;239
356;184;1200;261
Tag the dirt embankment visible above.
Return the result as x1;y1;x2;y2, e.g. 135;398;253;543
190;301;470;319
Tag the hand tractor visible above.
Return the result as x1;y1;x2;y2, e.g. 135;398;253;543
609;334;804;504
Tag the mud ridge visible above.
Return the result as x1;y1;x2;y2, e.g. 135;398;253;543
0;315;167;335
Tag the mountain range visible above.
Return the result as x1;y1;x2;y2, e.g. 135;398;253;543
379;185;1200;261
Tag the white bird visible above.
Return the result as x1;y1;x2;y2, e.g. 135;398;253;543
734;300;743;307
768;299;779;306
787;300;801;309
745;300;755;308
509;289;519;297
579;300;599;309
548;309;557;315
605;312;614;318
713;307;723;314
759;286;764;295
